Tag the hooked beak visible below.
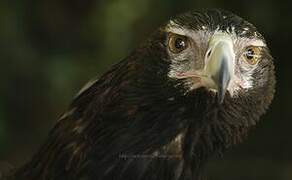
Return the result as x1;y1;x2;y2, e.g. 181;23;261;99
204;34;235;103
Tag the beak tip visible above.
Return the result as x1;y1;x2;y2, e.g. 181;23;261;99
217;90;225;104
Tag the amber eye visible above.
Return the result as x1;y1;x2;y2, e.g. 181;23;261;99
168;33;189;53
243;46;261;65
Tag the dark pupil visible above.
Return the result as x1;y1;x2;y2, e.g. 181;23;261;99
175;38;185;49
246;49;255;60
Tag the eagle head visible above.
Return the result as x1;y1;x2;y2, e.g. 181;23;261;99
164;10;275;105
137;9;275;153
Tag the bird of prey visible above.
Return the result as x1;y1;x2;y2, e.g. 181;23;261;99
5;9;275;180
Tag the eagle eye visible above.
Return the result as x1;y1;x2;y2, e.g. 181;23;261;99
243;46;261;65
168;33;189;53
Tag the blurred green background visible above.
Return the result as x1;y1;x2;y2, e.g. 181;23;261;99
0;0;291;179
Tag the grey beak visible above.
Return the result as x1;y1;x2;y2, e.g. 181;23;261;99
212;56;231;103
204;35;235;104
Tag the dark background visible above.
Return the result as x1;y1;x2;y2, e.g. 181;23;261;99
0;0;291;179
